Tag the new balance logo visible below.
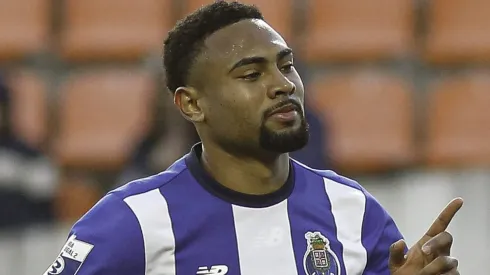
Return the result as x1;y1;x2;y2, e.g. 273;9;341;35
196;265;229;275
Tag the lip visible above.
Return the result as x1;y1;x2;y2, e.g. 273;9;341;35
270;110;299;122
269;104;298;116
267;104;300;123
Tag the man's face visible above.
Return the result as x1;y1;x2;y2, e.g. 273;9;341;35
186;19;308;153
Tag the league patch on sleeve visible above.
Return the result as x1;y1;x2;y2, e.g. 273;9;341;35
44;235;94;275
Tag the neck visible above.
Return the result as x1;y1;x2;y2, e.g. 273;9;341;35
200;141;290;195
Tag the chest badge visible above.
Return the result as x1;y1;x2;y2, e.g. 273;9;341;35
303;232;340;275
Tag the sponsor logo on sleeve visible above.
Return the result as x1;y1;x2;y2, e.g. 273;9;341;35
44;235;94;275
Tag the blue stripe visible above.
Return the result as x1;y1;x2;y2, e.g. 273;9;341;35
161;171;241;275
360;192;404;274
287;165;346;275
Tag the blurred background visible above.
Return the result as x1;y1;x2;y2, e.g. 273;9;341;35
0;0;489;274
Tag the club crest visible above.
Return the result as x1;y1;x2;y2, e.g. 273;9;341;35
303;232;340;275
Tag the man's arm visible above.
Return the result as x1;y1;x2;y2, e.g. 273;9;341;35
362;191;406;275
43;193;145;275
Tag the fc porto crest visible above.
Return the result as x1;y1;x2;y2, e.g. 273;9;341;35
303;232;340;275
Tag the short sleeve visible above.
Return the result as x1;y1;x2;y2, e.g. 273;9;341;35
361;192;406;275
43;193;145;275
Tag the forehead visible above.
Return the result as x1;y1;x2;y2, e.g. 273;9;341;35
201;19;289;68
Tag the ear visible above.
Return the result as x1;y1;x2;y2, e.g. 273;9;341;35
174;86;205;123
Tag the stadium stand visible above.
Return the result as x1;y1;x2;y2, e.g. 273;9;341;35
54;172;103;223
53;69;155;169
0;0;50;60
307;70;415;173
302;0;414;62
6;71;49;148
425;72;490;167
425;0;490;64
59;0;173;61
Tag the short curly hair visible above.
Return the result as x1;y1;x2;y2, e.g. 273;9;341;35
163;1;264;93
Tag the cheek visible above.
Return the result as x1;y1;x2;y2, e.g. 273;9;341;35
209;95;261;131
231;95;264;127
222;101;256;127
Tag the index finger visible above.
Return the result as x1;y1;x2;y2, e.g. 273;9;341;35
425;198;463;237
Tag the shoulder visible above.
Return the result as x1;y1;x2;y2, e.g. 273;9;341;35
52;159;190;274
292;160;363;192
73;157;190;239
292;160;387;214
111;156;189;199
69;193;142;252
46;193;146;275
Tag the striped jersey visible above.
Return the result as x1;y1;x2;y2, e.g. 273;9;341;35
44;143;403;275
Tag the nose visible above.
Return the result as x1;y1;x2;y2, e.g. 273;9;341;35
267;72;296;99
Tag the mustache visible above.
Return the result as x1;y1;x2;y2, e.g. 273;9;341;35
263;99;303;118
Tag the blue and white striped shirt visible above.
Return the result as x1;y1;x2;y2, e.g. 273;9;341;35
44;143;403;275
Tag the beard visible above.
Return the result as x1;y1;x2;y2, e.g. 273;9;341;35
258;111;309;153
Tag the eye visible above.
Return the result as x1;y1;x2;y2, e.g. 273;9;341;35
241;72;261;81
281;63;294;73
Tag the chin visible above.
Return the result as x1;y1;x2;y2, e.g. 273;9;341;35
259;124;309;153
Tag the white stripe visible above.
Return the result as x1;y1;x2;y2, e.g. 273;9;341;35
232;201;298;275
324;178;368;275
124;189;176;275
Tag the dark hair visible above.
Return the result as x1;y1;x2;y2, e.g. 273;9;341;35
163;1;263;93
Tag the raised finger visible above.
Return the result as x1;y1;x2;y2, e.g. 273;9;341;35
425;198;463;237
422;231;453;256
419;256;458;275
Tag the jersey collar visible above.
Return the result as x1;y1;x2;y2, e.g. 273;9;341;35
185;143;295;208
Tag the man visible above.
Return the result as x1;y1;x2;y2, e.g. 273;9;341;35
44;2;462;275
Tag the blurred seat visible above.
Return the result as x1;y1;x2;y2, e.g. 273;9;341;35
308;70;415;173
425;0;490;64
60;0;173;61
302;0;414;63
425;72;490;167
55;172;102;223
184;0;293;42
0;0;50;60
54;69;155;170
7;71;48;148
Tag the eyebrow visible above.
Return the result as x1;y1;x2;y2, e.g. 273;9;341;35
228;48;293;73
